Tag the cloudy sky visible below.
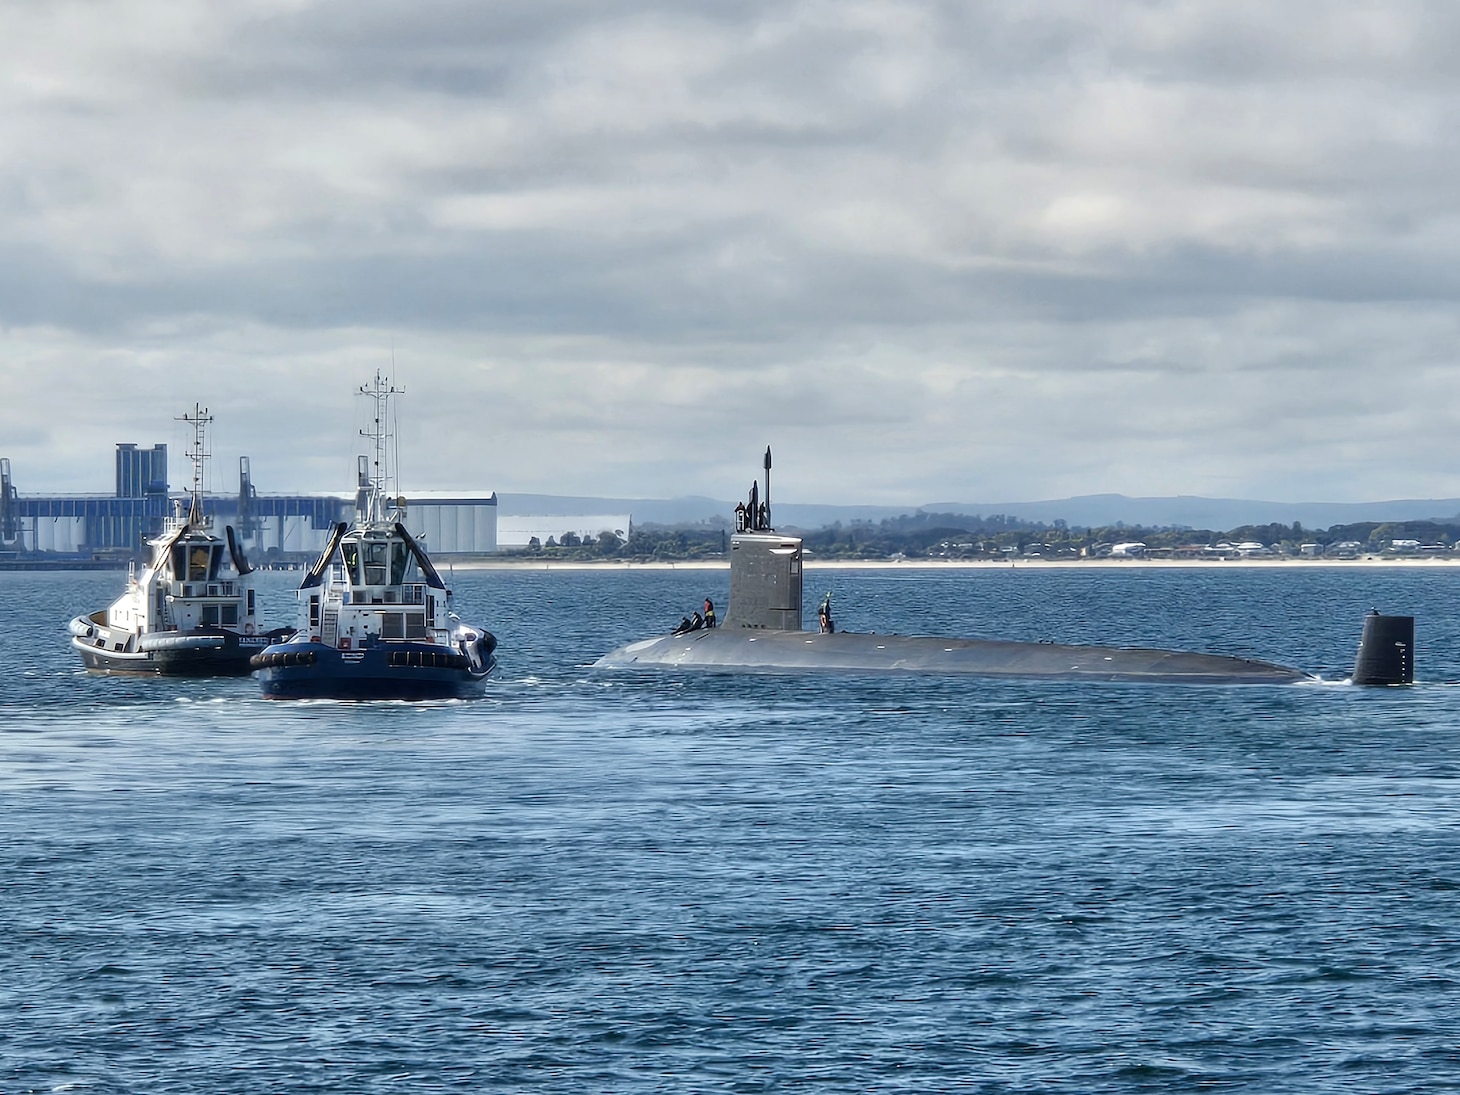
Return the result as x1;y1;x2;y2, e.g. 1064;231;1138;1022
4;0;1459;506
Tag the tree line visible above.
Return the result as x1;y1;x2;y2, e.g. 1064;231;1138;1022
798;514;1460;560
506;513;1460;562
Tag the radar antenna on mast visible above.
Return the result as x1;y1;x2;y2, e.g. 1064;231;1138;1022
359;371;404;523
736;446;775;532
177;403;213;527
763;446;772;529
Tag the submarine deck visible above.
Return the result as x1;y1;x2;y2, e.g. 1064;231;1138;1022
594;627;1314;685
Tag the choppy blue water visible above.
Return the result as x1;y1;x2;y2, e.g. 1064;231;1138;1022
4;564;1460;1093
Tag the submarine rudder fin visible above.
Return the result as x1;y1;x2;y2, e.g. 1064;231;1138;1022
1350;610;1414;686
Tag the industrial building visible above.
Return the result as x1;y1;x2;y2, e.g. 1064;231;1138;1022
0;444;500;565
234;460;499;561
0;446;174;557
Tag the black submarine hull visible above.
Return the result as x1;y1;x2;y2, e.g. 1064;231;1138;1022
594;628;1316;685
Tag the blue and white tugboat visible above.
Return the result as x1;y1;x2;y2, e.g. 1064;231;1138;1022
69;405;291;675
252;373;497;699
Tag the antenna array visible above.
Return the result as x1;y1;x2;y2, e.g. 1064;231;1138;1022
359;371;404;522
177;403;213;526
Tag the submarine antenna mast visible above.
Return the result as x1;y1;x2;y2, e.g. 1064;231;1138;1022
178;403;213;528
763;446;772;529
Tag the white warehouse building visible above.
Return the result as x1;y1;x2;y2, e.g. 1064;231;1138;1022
400;492;499;555
238;492;500;559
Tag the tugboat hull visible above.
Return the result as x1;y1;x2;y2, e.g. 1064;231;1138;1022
70;617;290;676
253;639;496;700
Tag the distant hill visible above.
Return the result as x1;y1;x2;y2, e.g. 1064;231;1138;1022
924;495;1460;531
497;493;915;528
498;492;1460;532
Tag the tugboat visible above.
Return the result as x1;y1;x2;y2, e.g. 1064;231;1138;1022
69;405;292;675
252;373;497;700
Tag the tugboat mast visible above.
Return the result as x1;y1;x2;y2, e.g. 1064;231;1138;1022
177;403;213;527
358;371;403;523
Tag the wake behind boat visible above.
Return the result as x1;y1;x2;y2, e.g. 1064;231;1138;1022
69;405;292;675
252;373;497;700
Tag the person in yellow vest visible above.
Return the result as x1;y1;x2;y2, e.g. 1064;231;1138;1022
703;598;716;628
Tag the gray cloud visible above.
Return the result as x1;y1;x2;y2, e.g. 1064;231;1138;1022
3;0;1460;508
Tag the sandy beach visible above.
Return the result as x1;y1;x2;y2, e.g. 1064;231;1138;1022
450;555;1460;572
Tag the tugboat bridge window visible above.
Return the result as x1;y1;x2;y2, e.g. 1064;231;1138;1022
342;541;360;584
173;543;223;582
202;604;240;627
391;541;412;585
364;541;389;585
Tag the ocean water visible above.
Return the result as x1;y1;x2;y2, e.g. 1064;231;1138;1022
3;564;1460;1093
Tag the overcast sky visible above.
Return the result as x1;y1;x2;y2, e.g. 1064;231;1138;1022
4;0;1459;506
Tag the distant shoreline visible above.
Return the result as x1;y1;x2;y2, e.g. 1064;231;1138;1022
7;555;1452;575
446;556;1460;572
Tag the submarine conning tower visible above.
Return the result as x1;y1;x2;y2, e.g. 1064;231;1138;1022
723;447;804;631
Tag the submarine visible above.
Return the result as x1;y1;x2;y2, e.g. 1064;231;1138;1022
594;449;1414;686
